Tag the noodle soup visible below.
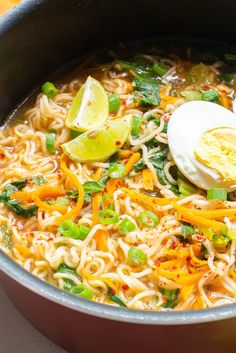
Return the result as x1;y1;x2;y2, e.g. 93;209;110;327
1;44;236;311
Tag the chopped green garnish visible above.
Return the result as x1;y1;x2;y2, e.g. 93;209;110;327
119;218;136;233
107;288;127;307
0;225;13;250
32;176;47;185
131;116;143;138
59;220;90;240
46;132;56;154
178;173;196;196
41;81;58;98
53;197;69;207
160;287;179;308
201;89;219;103
83;181;104;194
101;194;114;210
69;284;93;299
108;163;125;178
56;263;81;291
181;225;194;238
97;209;119;225
212;233;230;247
152;62;168;76
109;93;121;113
133;75;160;106
128;246;147;266
139;210;159;228
220;72;234;83
207;188;227;201
181;90;203;101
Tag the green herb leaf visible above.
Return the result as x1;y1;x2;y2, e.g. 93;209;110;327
83;181;104;193
160;287;179;308
32;176;47;185
107;288;127;307
0;225;13;250
5;200;38;218
133;75;160;106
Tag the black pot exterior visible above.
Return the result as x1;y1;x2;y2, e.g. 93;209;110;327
1;1;236;352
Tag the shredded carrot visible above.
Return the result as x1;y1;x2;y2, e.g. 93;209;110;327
10;191;34;202
189;245;208;267
34;186;67;213
125;152;140;175
186;207;236;220
55;155;84;224
157;267;204;285
119;150;133;159
14;245;31;258
92;192;102;225
220;90;232;109
82;269;118;292
181;285;195;301
95;229;108;252
193;294;205;309
229;269;236;282
106;178;122;196
142;168;154;191
173;203;227;232
93;167;102;181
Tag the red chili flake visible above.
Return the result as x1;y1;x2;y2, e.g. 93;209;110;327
155;260;161;266
122;284;129;290
172;265;177;270
133;242;141;246
115;141;121;146
0;153;5;160
24;178;29;184
186;255;192;262
87;100;92;106
122;101;127;107
177;274;180;278
109;289;116;295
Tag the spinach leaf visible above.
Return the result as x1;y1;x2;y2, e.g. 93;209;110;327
160;287;180;308
5;200;38;219
133;75;160;106
56;263;81;292
83;181;104;193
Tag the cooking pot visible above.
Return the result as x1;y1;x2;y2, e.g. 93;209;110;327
0;1;236;352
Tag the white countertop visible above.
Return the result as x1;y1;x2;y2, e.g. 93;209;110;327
0;285;67;353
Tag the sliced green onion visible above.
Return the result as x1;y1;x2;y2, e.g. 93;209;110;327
181;90;203;101
108;163;125;179
201;89;219;103
69;284;93;299
220;73;234;83
152;62;168;76
138;211;159;228
41;81;58;98
178;174;196;196
119;218;136;233
102;194;114;210
109;93;121;113
59;220;90;240
46;132;56;154
131;116;142;137
207;188;227;201
181;225;194;238
97;209;119;225
83;181;104;193
128;246;147;266
212;233;230;247
107;288;127;307
54;197;69;207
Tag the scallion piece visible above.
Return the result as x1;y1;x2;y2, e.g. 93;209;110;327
108;163;125;179
97;209;119;225
207;188;227;201
109;93;121;113
54;197;69;207
212;233;230;247
181;90;203;101
101;194;114;210
152;62;168;76
46;132;56;154
107;288;127;307
41;81;58;98
138;210;159;228
131;116;142;137
119;218;136;233
69;284;93;299
59;220;90;240
128;246;147;265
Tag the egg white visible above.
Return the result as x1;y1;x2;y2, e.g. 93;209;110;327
167;101;236;190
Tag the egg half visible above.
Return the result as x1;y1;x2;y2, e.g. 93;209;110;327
167;101;236;191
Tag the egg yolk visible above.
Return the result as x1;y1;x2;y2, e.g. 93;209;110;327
194;127;236;184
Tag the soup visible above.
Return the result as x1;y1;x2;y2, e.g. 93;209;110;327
1;43;236;311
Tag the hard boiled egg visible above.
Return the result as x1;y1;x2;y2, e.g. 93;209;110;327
167;101;236;191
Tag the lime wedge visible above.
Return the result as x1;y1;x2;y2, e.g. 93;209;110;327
65;76;108;132
62;116;132;162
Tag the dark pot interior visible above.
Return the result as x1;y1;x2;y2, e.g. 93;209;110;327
1;1;236;352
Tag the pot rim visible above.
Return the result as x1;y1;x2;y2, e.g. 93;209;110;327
0;0;236;326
